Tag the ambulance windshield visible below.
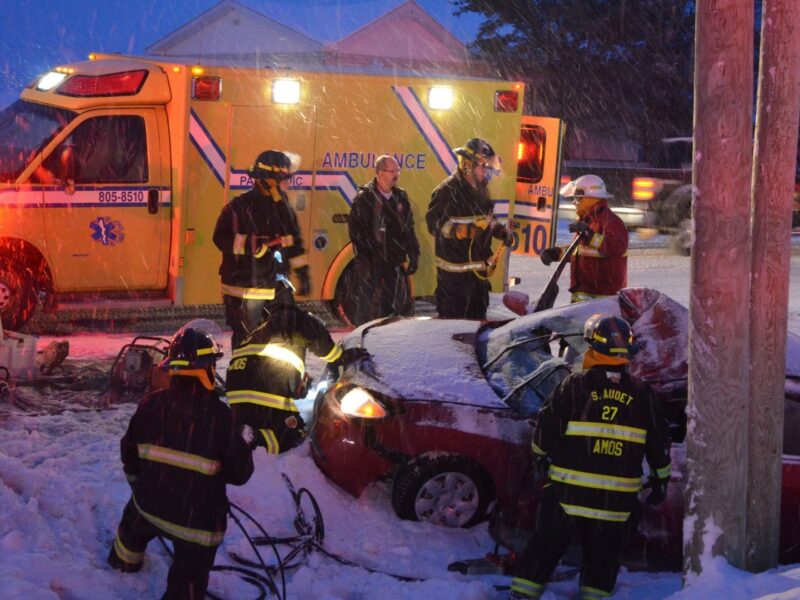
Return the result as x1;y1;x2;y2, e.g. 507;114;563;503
0;100;75;182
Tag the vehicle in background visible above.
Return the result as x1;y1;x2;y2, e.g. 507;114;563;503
0;54;564;330
561;136;800;254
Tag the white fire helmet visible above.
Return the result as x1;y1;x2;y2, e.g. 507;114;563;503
560;174;613;199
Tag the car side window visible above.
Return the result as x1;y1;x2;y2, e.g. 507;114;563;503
42;115;147;184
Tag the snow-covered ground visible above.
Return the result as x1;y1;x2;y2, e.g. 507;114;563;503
2;232;800;599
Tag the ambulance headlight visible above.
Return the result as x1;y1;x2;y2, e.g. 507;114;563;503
37;72;67;91
339;387;387;419
272;78;300;105
428;86;453;110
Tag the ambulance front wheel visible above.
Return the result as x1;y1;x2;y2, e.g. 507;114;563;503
0;259;37;331
333;262;412;328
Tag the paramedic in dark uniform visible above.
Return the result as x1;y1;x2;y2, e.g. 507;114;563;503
107;327;254;600
213;150;310;348
348;155;421;325
226;303;343;454
509;314;672;600
425;138;513;319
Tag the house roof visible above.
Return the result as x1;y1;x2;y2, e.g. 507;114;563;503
146;0;323;57
326;0;468;63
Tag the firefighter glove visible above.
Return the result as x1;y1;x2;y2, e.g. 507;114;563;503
240;425;259;451
491;221;514;246
405;254;419;275
333;346;370;369
540;246;562;266
646;476;668;506
568;220;592;242
295;266;311;296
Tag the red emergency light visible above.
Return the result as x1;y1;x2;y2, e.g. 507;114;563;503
192;76;222;101
56;69;148;97
494;90;519;112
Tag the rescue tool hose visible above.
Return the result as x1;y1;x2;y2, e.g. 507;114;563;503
156;501;285;600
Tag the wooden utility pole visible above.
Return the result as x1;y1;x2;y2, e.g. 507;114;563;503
746;0;800;572
684;0;754;577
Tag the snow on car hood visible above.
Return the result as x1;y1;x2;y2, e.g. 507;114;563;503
342;317;507;409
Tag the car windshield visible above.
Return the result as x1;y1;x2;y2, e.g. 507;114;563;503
477;298;619;416
478;289;693;417
0;100;75;182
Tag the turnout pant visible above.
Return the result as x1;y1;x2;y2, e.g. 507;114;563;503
434;269;489;319
511;486;629;598
231;402;306;454
108;498;219;600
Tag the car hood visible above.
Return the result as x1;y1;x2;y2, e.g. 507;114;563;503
342;317;507;409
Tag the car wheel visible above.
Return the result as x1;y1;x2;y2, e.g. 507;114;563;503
391;454;494;528
333;262;361;326
0;259;37;330
670;218;693;256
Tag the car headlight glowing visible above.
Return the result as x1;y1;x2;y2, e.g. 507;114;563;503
339;387;387;419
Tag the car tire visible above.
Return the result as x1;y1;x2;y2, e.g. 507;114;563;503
670;218;693;256
0;258;37;330
333;262;361;327
391;453;494;528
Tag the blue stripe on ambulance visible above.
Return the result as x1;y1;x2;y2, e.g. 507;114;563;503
513;199;553;224
391;86;458;175
189;109;227;186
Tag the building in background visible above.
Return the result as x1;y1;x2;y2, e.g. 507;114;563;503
146;0;483;76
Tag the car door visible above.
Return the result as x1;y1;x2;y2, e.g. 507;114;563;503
40;108;170;291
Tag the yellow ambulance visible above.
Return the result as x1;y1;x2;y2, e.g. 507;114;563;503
0;53;562;329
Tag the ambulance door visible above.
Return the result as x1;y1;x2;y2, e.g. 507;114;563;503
511;116;565;257
41;108;170;291
228;106;316;293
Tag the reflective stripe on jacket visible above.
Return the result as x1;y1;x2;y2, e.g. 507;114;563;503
533;365;671;521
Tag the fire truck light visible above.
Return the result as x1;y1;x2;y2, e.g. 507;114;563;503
273;79;301;104
428;86;453;110
36;72;67;91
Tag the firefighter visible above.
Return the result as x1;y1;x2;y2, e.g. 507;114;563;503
348;155;421;325
226;303;343;454
213;150;309;349
509;314;671;600
540;174;628;303
107;327;254;600
425;138;513;319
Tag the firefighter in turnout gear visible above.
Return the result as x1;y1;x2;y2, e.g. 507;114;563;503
213;150;309;349
425;138;513;319
509;314;671;600
107;327;254;600
226;304;343;454
348;155;421;325
540;174;628;303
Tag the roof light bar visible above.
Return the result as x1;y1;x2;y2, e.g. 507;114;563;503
56;69;148;97
36;72;67;91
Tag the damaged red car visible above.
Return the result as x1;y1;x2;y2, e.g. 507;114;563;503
310;288;800;567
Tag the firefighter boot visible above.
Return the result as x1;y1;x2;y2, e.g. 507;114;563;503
107;545;143;573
